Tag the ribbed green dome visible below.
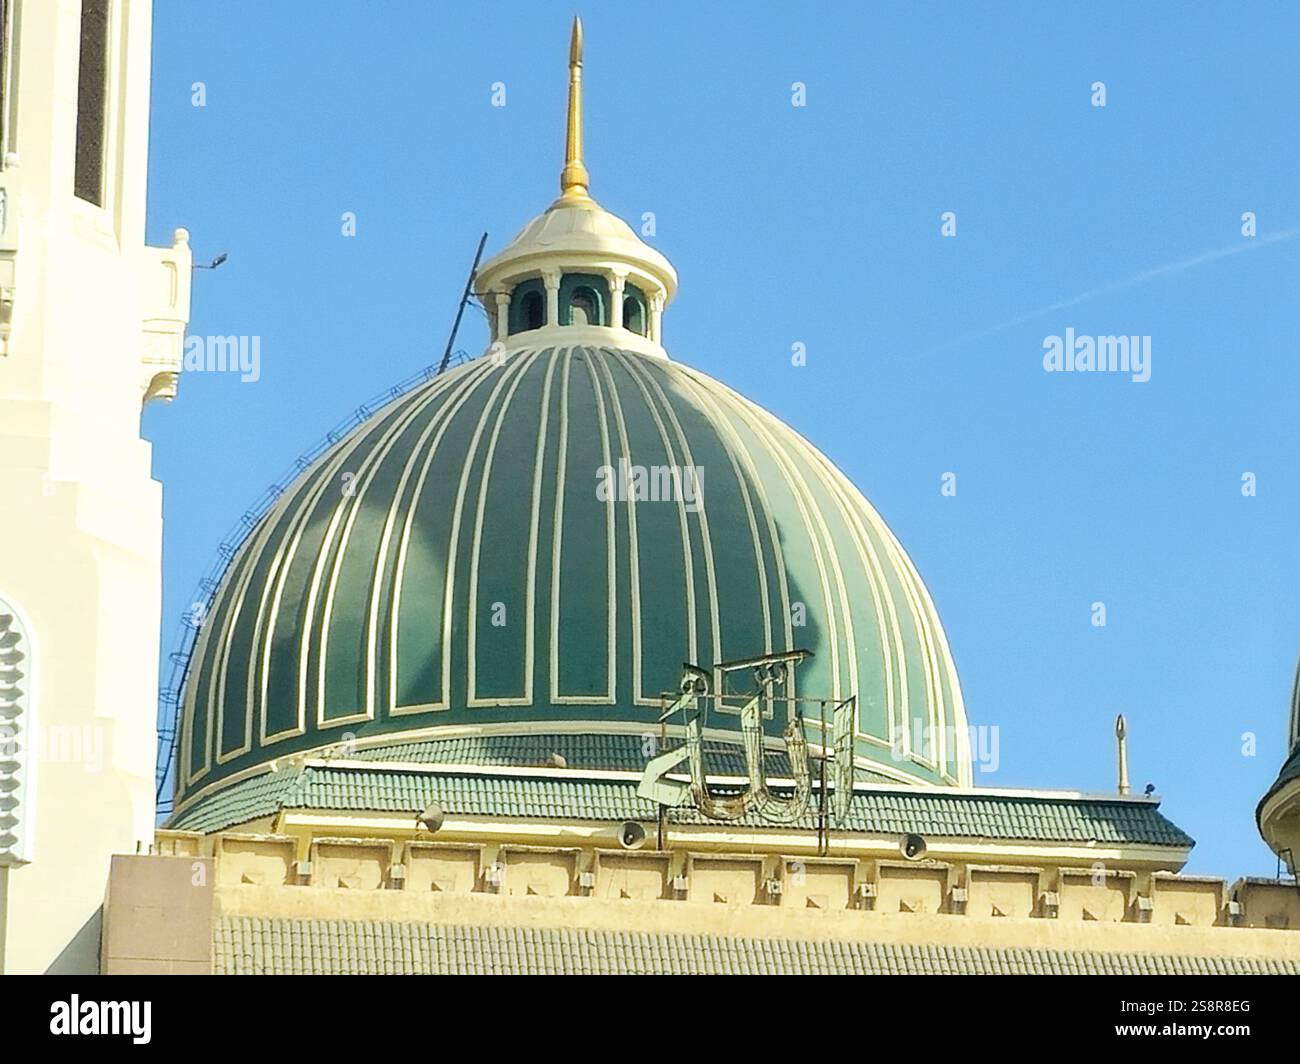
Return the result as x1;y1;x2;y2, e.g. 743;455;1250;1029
176;345;971;808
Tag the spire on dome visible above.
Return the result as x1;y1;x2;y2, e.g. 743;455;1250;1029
473;16;678;358
557;17;593;206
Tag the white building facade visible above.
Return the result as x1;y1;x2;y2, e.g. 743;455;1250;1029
0;0;190;974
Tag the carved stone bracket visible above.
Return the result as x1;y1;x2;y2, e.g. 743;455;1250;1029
139;227;193;405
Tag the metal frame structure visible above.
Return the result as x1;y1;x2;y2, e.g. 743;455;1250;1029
639;650;858;847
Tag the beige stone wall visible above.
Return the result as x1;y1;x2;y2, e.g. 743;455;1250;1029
1055;868;1134;923
966;866;1040;919
782;859;856;911
115;833;1300;969
875;861;951;914
686;856;765;907
309;838;393;891
1233;877;1300;930
214;835;297;888
404;843;481;895
593;852;672;901
1149;872;1225;927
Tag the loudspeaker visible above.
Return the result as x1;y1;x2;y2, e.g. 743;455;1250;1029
418;801;445;834
619;821;647;850
901;833;927;860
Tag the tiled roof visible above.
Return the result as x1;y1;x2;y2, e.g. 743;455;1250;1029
170;763;1194;848
170;767;300;834
214;916;1297;975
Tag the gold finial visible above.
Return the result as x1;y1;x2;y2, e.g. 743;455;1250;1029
558;16;592;205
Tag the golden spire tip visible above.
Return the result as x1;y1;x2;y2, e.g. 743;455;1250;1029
558;16;592;205
570;16;583;66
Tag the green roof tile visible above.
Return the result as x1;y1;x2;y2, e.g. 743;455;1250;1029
168;767;300;833
171;763;1193;848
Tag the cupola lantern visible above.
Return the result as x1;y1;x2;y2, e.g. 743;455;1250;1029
473;18;677;359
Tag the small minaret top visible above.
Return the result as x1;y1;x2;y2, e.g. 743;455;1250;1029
1115;714;1130;796
557;17;592;207
473;17;678;358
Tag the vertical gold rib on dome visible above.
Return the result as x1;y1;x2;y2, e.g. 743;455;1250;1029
817;452;963;779
606;352;697;669
466;348;549;707
557;17;593;206
709;367;969;784
211;516;282;766
706;376;847;704
664;370;794;710
185;541;266;787
211;469;328;767
732;389;901;752
318;358;510;730
585;349;619;702
436;351;543;715
270;411;416;735
673;374;782;710
695;378;939;782
590;352;649;707
776;420;952;774
289;361;495;734
617;355;723;693
549;347;617;705
385;360;510;716
781;442;903;752
364;361;511;718
870;511;965;778
729;399;866;718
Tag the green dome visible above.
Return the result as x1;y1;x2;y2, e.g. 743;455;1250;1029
176;345;971;809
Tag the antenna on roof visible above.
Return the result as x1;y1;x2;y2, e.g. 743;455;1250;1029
437;232;488;376
1115;714;1130;795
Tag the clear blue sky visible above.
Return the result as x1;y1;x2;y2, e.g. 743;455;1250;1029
144;1;1300;876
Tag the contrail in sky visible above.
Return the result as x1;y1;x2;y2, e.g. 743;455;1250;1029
928;226;1300;354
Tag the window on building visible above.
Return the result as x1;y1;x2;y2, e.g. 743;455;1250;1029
520;291;544;330
622;297;645;334
559;273;610;327
74;0;110;205
570;287;600;326
623;284;648;335
508;278;547;334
